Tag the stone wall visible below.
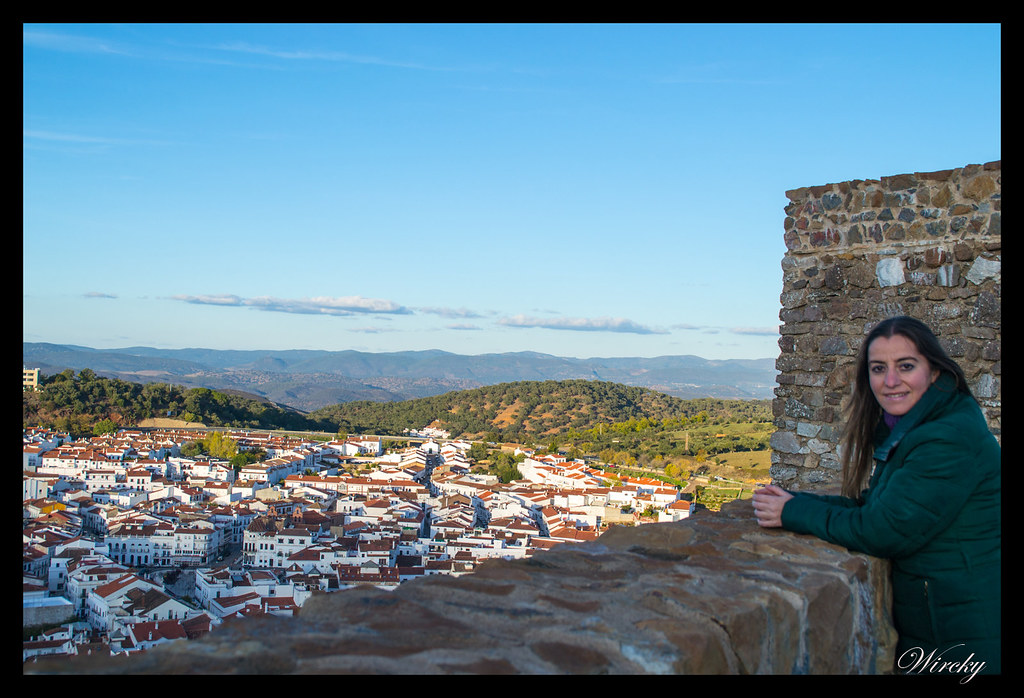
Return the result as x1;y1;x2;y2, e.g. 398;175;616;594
26;499;896;675
772;161;1001;488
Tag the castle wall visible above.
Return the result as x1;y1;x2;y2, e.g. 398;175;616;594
772;162;1000;488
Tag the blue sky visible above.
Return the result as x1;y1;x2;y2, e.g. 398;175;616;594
23;23;1001;360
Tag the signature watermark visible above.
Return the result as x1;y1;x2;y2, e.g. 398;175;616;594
897;644;988;683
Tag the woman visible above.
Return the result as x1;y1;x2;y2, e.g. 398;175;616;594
753;316;1000;675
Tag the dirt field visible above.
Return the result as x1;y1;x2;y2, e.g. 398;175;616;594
137;418;207;428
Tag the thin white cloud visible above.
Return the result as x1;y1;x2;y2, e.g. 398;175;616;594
83;292;118;299
349;326;397;334
214;41;471;73
247;296;410;316
731;326;781;336
24;27;292;70
499;315;667;335
23;130;174;152
446;324;482;331
171;294;410;316
25;130;120;144
173;294;244;306
23;29;129;56
672;322;779;337
416;306;485;319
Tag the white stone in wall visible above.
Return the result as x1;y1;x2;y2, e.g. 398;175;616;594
819;453;841;471
807;439;832;455
973;373;999;399
965;256;1000;285
875;258;906;287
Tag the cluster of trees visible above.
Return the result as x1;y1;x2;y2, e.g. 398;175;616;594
486;451;525;484
180;432;267;473
565;418;772;467
23;369;325;436
310;379;768;442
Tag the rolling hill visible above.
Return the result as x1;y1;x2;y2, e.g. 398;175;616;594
23;343;778;412
310;378;772;442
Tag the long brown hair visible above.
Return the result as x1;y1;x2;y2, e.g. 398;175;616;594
840;316;972;497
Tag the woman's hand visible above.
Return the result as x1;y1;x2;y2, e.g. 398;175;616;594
752;485;794;528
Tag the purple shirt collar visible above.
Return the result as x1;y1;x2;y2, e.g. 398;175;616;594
883;411;901;430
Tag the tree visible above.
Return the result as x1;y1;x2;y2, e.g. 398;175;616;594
490;451;522;484
52;369;75;383
203;432;238;461
468;442;489;462
93;418;117;436
230;449;264;475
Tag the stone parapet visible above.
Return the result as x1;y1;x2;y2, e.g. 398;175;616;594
774;161;1000;488
27;498;895;675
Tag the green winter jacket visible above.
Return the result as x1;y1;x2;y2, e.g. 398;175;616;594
781;373;1001;675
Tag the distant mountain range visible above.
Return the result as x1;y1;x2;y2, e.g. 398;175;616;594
22;343;779;412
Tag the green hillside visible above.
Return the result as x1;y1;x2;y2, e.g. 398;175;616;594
24;372;772;461
310;378;771;442
23;369;318;435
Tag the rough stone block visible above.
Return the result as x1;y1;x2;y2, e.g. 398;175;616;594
965;256;1000;285
875;258;905;287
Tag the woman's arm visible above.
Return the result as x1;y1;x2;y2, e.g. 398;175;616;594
780;429;989;558
754;485;862;528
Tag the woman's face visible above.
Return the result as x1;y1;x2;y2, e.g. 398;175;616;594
867;334;940;416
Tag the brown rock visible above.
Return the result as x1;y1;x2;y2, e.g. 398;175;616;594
964;174;997;201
